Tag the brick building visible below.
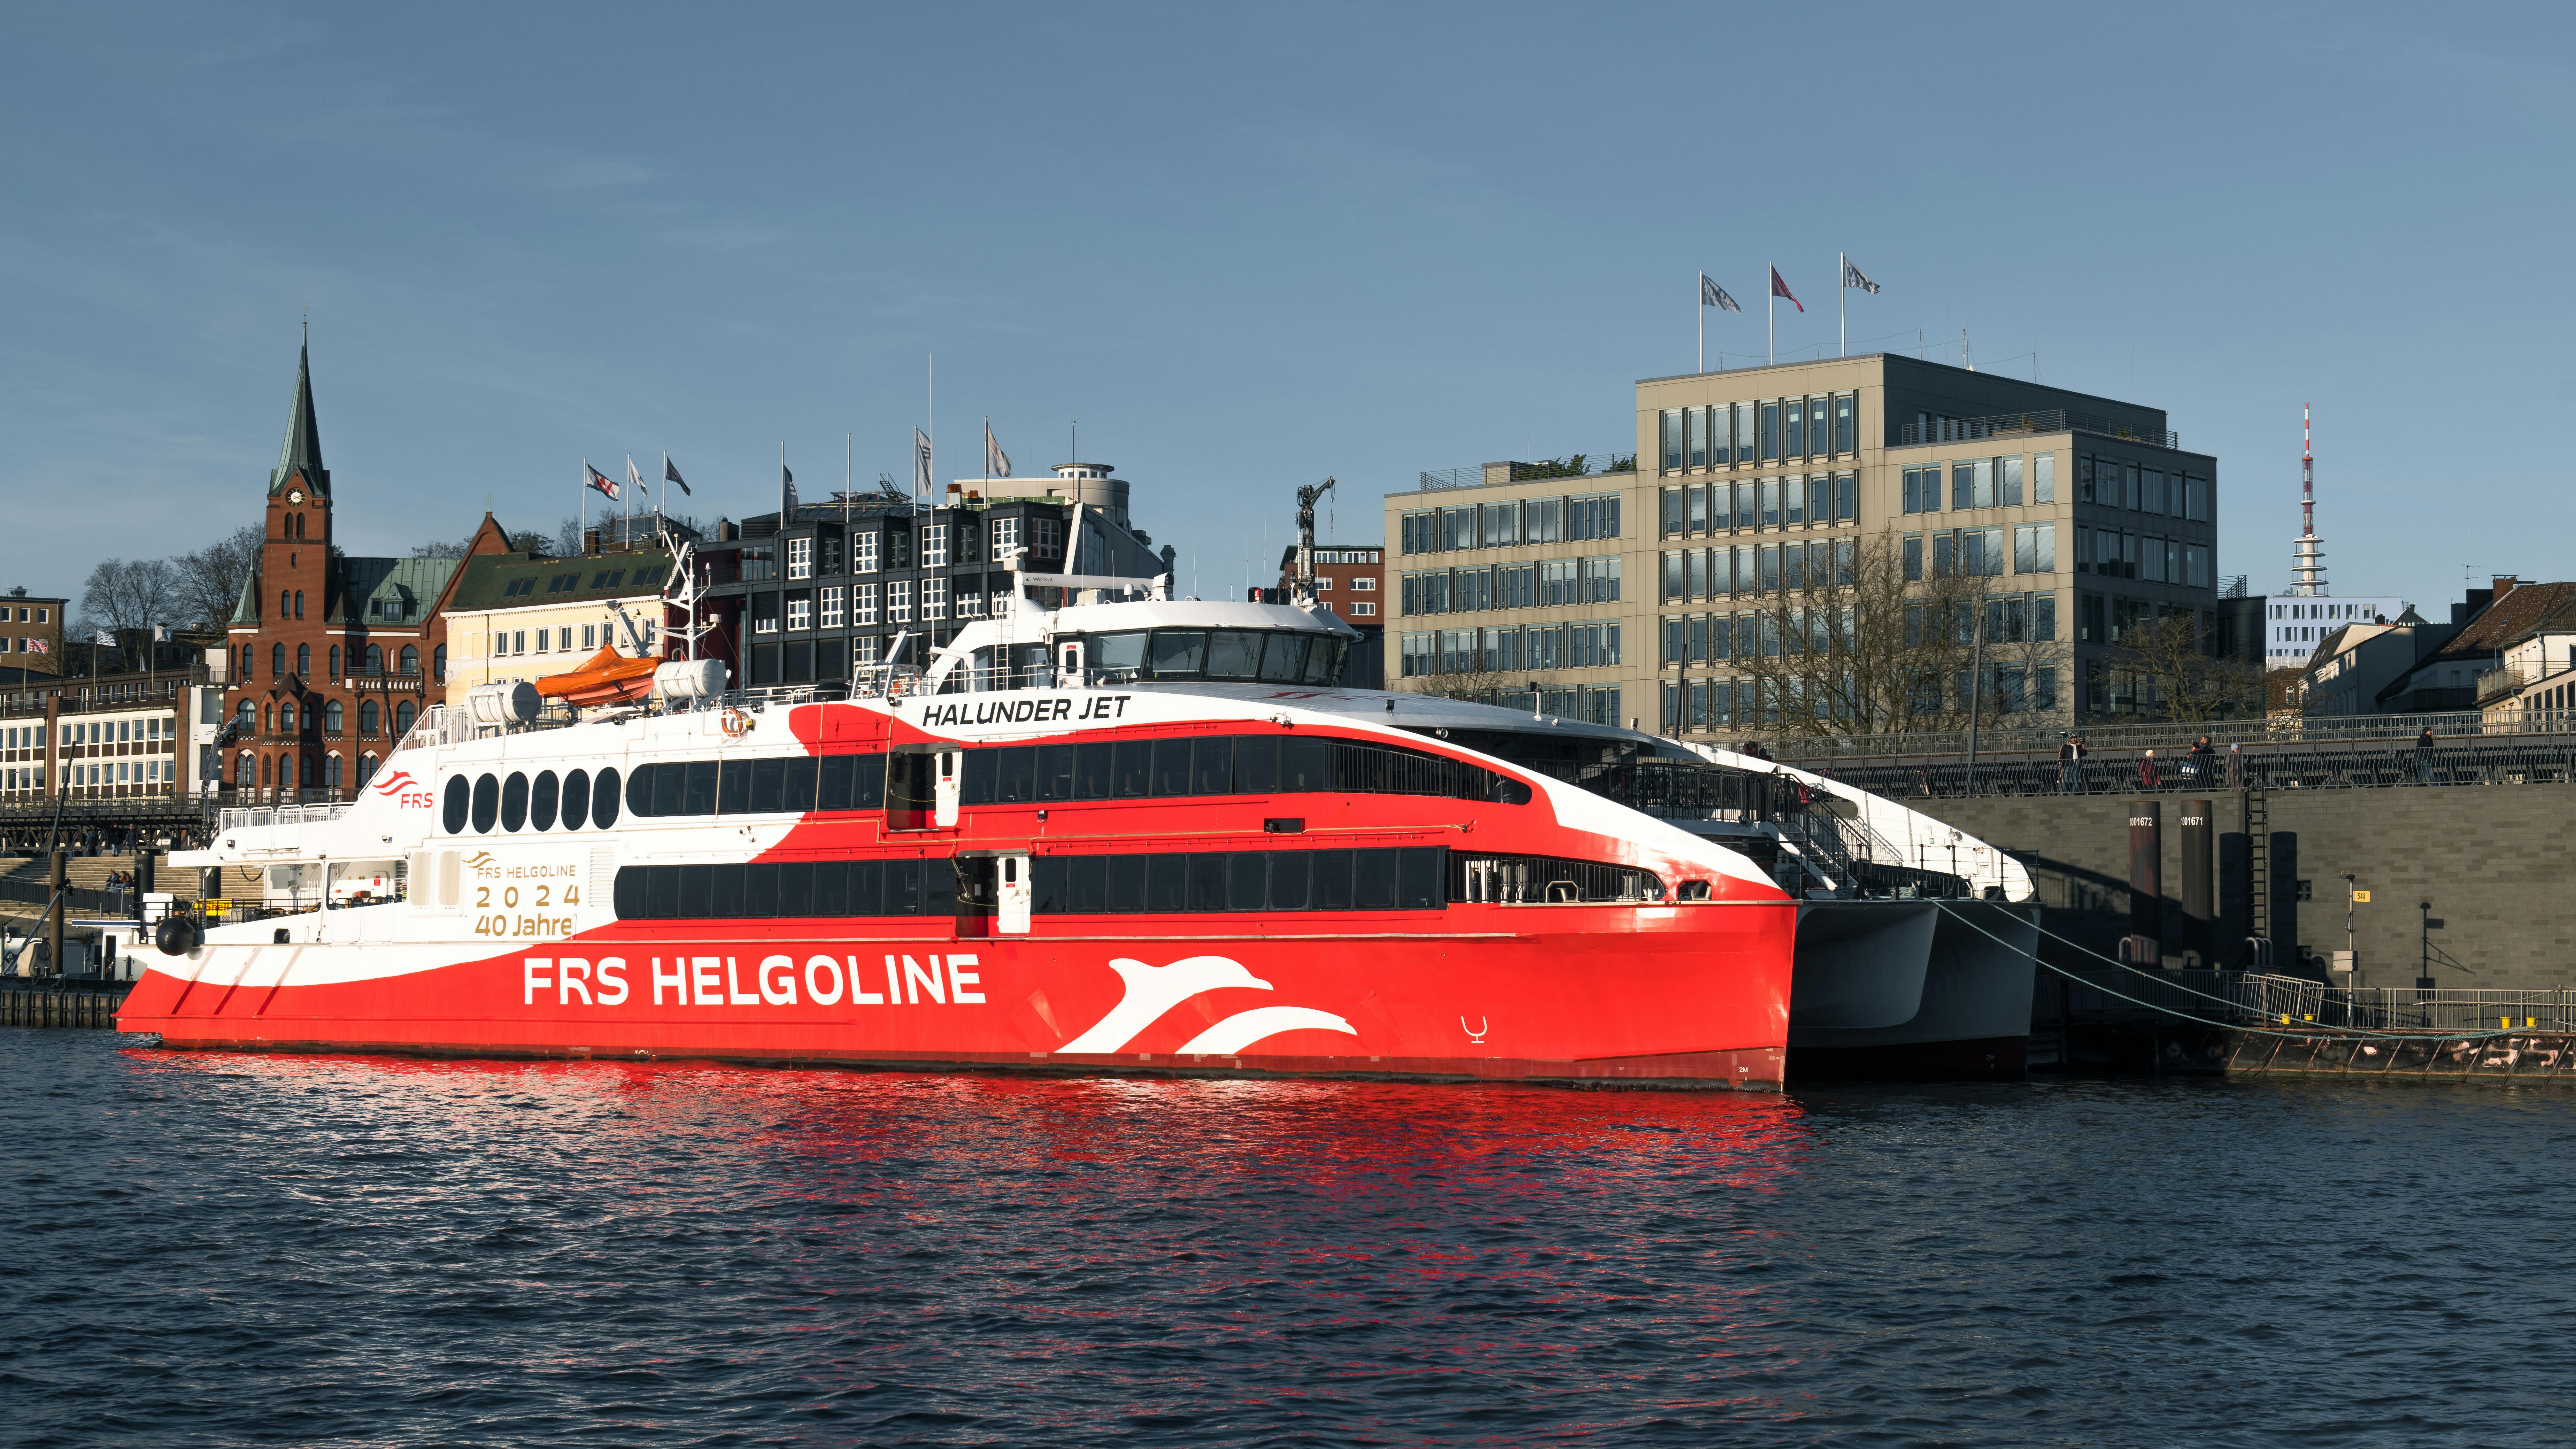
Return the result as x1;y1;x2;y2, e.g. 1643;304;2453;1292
218;340;510;800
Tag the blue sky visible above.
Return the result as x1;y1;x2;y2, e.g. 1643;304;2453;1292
5;2;2572;615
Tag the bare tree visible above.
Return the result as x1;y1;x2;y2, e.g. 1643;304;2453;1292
1727;533;2014;738
2108;615;2264;722
79;557;183;635
1409;661;1512;706
169;523;264;628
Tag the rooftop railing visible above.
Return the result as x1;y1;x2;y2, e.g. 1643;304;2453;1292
1417;452;1640;492
1895;409;2178;450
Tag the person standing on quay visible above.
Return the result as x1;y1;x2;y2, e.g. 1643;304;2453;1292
2138;748;2161;791
2416;726;2436;784
2186;734;2216;782
2058;733;2086;794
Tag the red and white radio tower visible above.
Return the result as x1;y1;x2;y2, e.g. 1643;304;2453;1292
2290;403;2326;597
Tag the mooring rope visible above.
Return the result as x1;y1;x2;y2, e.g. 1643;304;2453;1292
1925;899;2515;1045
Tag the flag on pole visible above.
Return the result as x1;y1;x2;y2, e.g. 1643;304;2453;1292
913;428;933;497
664;456;691;495
1700;274;1741;313
625;455;646;495
26;639;45;654
93;631;114;646
1841;257;1881;294
1770;266;1804;312
985;421;1011;478
152;625;169;641
584;462;619;501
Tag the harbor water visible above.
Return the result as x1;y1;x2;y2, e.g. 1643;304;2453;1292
4;1031;2571;1446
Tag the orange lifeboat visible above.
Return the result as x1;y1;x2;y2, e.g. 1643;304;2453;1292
531;645;660;709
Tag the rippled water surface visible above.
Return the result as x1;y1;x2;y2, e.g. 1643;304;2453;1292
6;1031;2574;1446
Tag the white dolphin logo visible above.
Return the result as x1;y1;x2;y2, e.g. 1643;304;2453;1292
1057;954;1358;1056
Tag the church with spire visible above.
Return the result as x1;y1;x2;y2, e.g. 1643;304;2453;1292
222;336;512;799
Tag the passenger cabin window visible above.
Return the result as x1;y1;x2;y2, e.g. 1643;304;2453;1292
1075;629;1345;685
613;846;1448;921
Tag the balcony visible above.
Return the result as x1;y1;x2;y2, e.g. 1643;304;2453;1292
2476;667;2527;706
1896;409;2180;450
347;669;428;693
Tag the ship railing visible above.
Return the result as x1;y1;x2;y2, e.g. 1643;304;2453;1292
215;801;358;834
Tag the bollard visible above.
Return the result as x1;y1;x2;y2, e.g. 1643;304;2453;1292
2128;800;2163;967
2180;799;2213;964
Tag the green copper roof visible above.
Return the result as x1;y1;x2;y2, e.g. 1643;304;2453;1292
269;337;329;497
447;549;677;612
330;555;462;626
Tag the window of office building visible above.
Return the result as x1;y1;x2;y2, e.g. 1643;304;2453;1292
787;537;812;580
854;531;880;573
820;586;845;629
924;578;949;621
2013;523;2056;574
888;580;913;624
787;594;812;631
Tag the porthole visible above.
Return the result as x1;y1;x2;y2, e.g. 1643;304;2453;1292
470;773;500;833
593;766;621;828
500;771;529;832
561;769;591;831
443;777;470;835
531;770;559;831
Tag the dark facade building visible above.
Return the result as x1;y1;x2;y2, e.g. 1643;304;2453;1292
696;465;1171;687
219;341;512;800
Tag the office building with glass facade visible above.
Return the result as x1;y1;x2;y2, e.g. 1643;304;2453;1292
1384;354;2221;733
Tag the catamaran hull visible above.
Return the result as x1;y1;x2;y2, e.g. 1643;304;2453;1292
1786;901;2039;1080
119;906;1796;1088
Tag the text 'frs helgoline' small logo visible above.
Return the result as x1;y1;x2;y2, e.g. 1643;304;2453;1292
1059;956;1357;1056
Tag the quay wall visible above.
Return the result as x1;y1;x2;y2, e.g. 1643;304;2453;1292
1921;785;2576;992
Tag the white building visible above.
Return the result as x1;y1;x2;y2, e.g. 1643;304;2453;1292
2263;593;2407;668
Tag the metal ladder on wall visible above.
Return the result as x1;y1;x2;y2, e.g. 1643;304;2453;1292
2244;782;2270;952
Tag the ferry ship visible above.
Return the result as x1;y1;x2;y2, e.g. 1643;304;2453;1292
123;540;1805;1087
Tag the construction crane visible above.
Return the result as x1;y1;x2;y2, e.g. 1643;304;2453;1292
1292;476;1334;606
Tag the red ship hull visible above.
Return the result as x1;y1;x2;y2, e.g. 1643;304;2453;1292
120;903;1793;1088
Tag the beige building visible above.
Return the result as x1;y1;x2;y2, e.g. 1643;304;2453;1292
442;547;676;689
1384;353;2221;733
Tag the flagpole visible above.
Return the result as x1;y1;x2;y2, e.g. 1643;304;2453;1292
580;458;587;540
1838;252;1846;359
1766;263;1774;366
1697;272;1705;374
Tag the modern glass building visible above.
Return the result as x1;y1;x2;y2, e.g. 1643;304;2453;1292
1383;353;2222;732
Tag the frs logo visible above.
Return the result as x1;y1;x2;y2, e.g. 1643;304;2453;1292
375;770;435;810
1060;955;1357;1056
